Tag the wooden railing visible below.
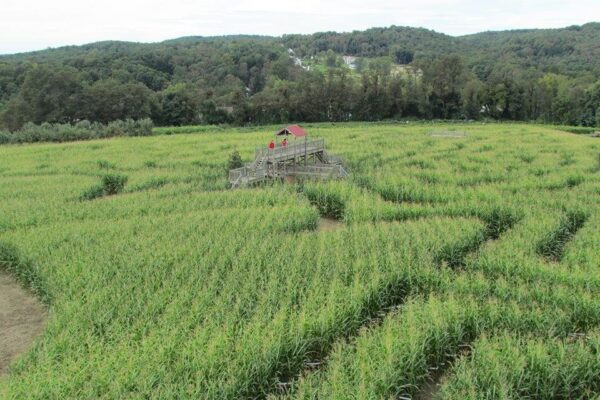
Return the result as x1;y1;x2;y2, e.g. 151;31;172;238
284;164;348;177
230;138;347;187
229;165;267;187
255;138;325;160
229;167;245;182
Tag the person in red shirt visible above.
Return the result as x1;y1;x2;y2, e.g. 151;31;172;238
268;140;275;150
281;138;287;147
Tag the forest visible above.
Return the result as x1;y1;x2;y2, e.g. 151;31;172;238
1;23;600;131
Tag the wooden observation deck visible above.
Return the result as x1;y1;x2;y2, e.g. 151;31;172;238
229;134;348;188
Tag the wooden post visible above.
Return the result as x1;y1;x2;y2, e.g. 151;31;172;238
304;136;307;166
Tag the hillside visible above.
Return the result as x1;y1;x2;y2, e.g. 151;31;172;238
460;23;600;80
1;23;600;131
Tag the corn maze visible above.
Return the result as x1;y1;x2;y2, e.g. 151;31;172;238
0;123;599;399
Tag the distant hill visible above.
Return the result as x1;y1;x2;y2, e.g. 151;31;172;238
281;23;600;79
1;23;599;130
459;23;600;79
3;23;599;77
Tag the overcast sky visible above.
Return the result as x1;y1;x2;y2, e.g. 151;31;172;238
2;0;599;54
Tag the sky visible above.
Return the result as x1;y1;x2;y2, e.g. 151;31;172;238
1;0;599;54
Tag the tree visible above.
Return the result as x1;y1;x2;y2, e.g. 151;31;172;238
423;55;466;118
156;84;199;126
228;150;243;170
325;50;338;68
1;64;83;129
270;55;293;80
482;70;526;120
461;79;485;119
200;100;231;125
324;69;356;121
81;79;155;123
581;81;600;126
392;48;414;64
535;73;575;123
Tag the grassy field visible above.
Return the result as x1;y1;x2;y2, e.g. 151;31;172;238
0;122;599;399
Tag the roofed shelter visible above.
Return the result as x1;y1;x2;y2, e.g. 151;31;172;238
276;124;307;138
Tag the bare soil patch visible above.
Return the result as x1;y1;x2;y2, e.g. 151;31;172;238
317;217;344;232
0;270;46;376
414;372;444;400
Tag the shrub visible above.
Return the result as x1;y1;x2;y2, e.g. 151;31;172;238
303;184;347;219
101;174;128;195
519;153;536;163
228;150;243;170
97;160;116;169
106;119;154;137
0;119;154;145
565;174;584;188
0;130;15;144
79;185;105;201
80;174;128;201
128;177;168;192
559;152;576;166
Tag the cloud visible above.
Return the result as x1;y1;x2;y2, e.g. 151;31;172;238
1;0;598;54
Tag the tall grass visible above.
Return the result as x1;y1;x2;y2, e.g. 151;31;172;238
0;122;598;398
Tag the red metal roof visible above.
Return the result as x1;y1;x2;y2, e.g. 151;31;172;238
276;124;307;137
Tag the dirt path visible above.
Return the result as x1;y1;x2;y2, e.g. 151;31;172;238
414;374;443;400
317;217;344;232
0;270;47;376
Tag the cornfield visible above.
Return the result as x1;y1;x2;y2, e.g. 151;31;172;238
0;122;598;399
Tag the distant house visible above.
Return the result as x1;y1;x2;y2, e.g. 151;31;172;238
342;56;357;70
288;47;308;69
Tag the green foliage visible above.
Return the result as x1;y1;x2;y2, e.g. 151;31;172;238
97;160;116;169
302;182;349;219
537;211;587;261
2;25;600;129
127;177;169;192
101;174;128;195
83;79;156;124
439;333;600;399
227;150;243;170
0;119;153;144
156;84;200;126
80;174;128;200
200;100;232;125
79;184;105;201
106;118;154;137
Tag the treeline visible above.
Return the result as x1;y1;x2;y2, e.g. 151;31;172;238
0;39;284;130
281;24;600;78
249;56;600;125
1;24;600;130
282;26;457;62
